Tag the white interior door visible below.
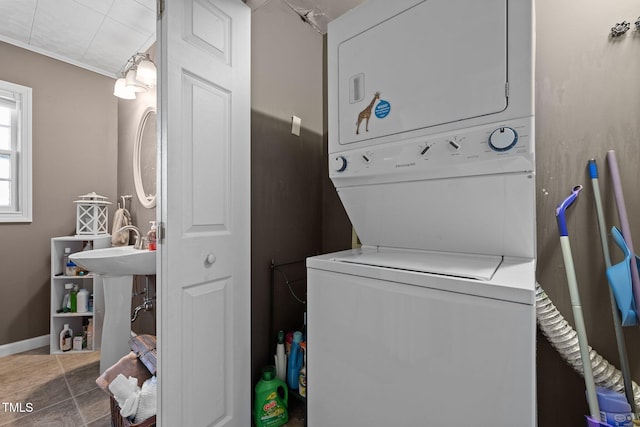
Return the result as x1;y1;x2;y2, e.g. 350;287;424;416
158;0;250;425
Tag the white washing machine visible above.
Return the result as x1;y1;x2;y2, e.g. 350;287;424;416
307;0;536;425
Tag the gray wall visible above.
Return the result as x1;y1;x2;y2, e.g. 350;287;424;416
536;1;640;424
116;46;157;337
251;0;324;135
251;0;640;424
250;0;351;386
0;41;118;345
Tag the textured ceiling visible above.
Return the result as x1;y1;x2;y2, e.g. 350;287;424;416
0;0;363;78
246;0;364;33
0;0;156;77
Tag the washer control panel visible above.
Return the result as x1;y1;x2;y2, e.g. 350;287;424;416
329;118;533;183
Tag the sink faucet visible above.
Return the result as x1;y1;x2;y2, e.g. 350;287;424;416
118;225;144;249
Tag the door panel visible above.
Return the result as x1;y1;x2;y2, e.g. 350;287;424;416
158;0;250;425
182;73;230;231
181;278;232;426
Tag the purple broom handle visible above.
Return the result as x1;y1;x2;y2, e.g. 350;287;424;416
607;150;640;319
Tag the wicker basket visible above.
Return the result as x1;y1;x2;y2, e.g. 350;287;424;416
110;396;156;427
104;335;157;427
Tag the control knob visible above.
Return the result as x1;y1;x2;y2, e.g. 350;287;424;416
488;127;518;152
332;155;348;172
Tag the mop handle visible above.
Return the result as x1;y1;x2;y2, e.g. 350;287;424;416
589;159;636;414
589;161;613;269
556;186;601;420
607;150;640;320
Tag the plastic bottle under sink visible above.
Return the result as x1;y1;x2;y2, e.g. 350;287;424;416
62;247;71;273
61;283;73;313
86;319;94;351
70;284;79;312
77;288;89;313
59;324;73;352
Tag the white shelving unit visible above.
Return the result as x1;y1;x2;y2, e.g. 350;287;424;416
50;235;111;354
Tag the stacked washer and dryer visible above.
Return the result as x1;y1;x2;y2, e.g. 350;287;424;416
307;0;536;425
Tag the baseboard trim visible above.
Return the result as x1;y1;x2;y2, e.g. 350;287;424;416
0;335;50;357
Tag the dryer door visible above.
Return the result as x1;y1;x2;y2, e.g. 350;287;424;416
338;0;507;145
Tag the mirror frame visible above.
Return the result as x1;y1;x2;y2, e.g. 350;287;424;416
133;106;157;209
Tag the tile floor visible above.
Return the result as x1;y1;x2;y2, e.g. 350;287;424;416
0;347;110;426
0;346;306;427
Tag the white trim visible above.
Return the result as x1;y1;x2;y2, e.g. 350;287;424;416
0;34;118;79
0;34;156;79
0;80;32;222
0;335;50;357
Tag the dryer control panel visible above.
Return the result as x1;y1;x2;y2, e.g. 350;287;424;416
329;117;534;186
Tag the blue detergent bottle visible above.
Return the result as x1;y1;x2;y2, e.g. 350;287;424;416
287;331;303;390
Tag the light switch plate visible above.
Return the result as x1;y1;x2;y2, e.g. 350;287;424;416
291;115;301;136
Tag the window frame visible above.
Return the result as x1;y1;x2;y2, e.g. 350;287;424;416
0;80;32;223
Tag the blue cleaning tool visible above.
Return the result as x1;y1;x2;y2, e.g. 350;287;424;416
589;159;636;414
556;185;583;237
595;387;634;427
607;227;639;327
556;185;613;427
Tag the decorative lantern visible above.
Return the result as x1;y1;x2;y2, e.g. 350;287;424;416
74;192;111;236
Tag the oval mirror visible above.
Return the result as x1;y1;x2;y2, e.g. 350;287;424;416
133;107;157;209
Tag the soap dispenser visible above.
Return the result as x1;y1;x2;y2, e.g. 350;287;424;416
147;221;157;251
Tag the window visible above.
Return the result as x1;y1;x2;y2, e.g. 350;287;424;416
0;80;32;222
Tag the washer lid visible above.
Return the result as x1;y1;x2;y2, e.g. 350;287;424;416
334;248;502;281
307;248;536;304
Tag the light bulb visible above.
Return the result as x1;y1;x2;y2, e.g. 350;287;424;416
136;57;157;87
125;68;147;93
113;78;136;99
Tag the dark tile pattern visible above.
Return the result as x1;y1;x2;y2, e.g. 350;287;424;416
0;347;110;427
1;346;306;426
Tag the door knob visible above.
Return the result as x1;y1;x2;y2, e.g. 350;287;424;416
205;253;216;266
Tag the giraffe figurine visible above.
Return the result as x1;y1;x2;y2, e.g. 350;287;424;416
356;91;380;135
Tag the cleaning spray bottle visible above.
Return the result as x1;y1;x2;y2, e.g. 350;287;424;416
274;330;286;382
254;365;288;427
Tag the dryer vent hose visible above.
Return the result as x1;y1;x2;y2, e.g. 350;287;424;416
536;283;640;409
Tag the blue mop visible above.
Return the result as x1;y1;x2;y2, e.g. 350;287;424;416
556;185;613;427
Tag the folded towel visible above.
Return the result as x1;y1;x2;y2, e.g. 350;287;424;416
109;374;140;417
96;351;151;393
134;376;157;423
111;208;132;246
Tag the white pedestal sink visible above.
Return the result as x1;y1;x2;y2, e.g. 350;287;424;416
70;247;156;373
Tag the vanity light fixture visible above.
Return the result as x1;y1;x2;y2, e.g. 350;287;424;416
136;55;157;87
113;53;157;99
125;67;148;93
113;77;136;99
